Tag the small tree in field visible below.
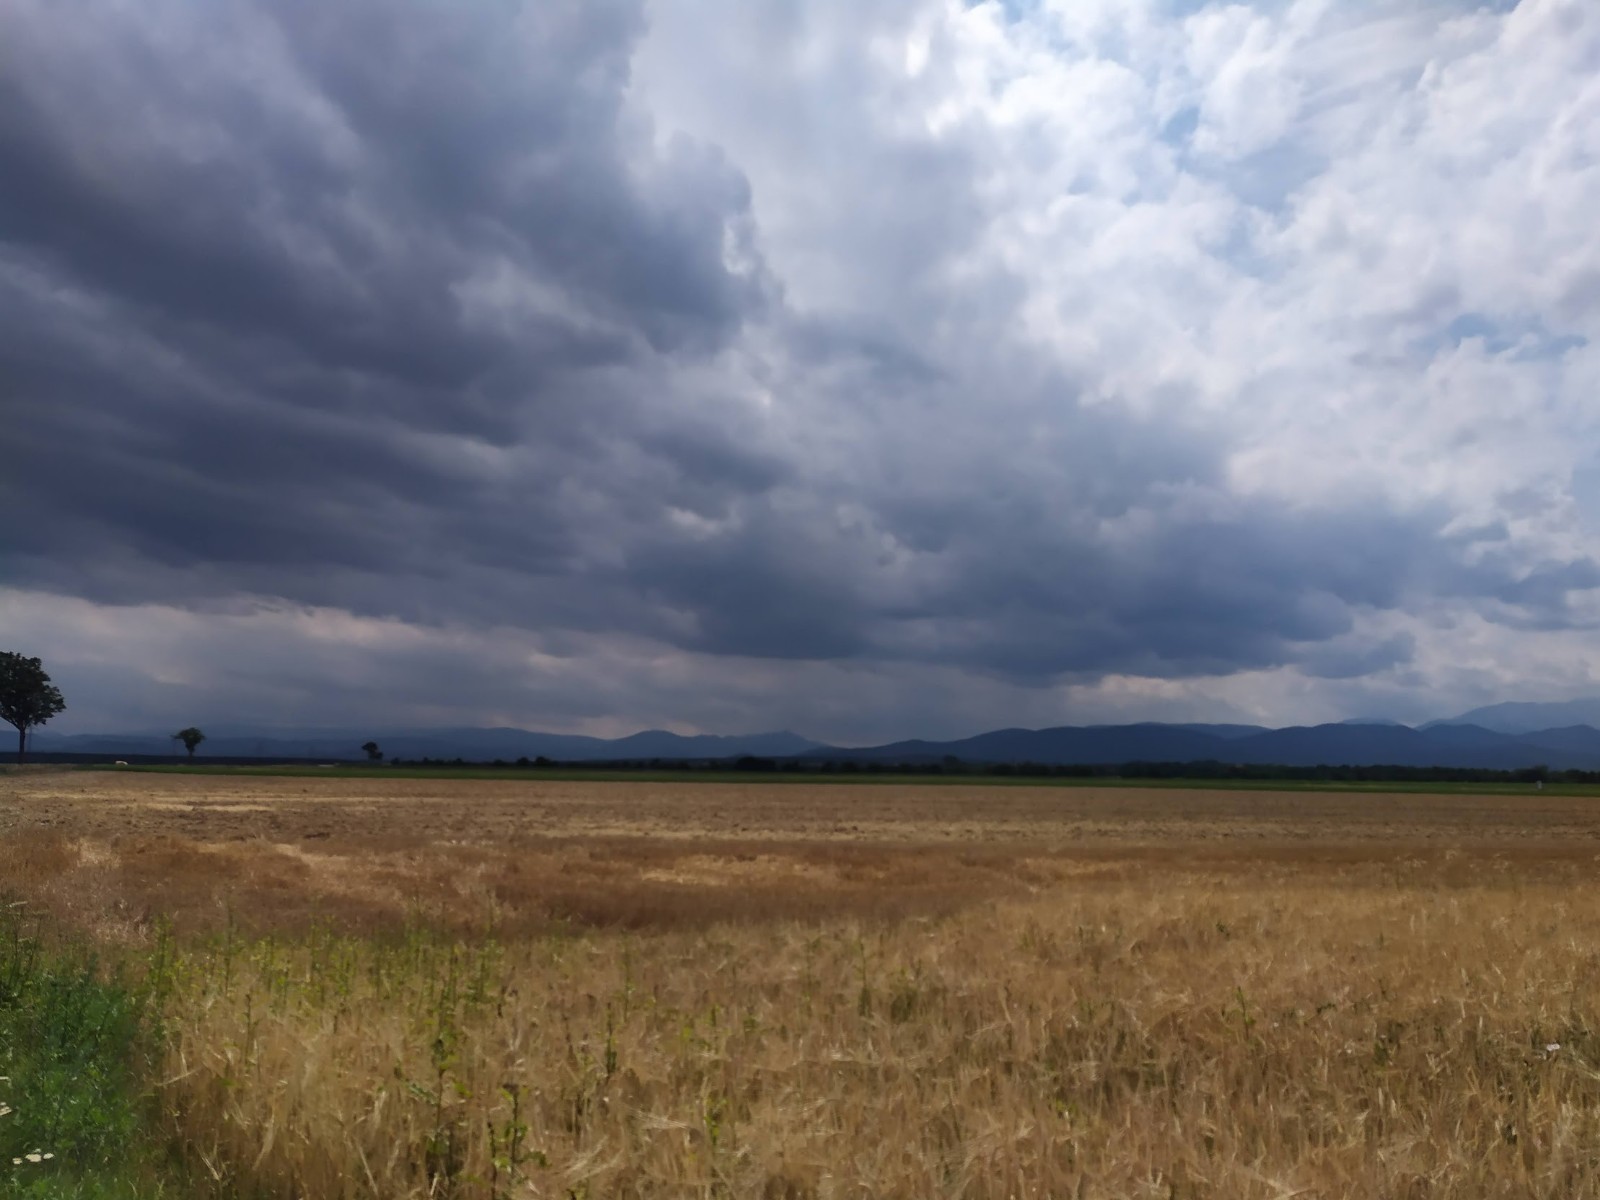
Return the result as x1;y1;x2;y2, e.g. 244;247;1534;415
362;741;382;763
173;727;206;760
0;652;66;763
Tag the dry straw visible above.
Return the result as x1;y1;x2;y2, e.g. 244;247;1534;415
10;770;1600;1197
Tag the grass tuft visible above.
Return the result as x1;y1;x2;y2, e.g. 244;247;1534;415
0;906;176;1200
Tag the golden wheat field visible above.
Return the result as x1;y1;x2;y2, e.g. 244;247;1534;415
9;768;1600;1198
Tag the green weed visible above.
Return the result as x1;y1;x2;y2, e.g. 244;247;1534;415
0;907;176;1199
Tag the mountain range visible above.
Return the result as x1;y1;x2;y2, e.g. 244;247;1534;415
28;697;1600;770
812;721;1600;770
28;727;820;763
1424;697;1600;735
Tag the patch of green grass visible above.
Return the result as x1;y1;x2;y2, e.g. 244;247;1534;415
0;911;180;1200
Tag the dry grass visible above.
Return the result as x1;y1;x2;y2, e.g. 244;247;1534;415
157;884;1600;1199
9;771;1600;1196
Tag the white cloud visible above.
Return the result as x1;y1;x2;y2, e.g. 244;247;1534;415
624;0;1600;721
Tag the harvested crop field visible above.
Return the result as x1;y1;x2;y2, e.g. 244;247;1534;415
5;769;1600;937
6;769;1600;937
8;768;1600;1198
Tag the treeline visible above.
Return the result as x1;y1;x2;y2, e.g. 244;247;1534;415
390;755;1581;784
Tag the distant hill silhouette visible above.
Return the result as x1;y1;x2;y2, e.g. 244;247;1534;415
811;724;1229;766
1169;723;1270;739
29;726;821;762
809;720;1600;771
32;712;1600;771
1427;697;1600;735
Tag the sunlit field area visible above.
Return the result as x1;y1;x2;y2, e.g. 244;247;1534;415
8;768;1600;1197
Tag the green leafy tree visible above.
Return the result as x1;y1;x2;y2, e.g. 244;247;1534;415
173;727;206;760
0;652;66;763
362;740;382;763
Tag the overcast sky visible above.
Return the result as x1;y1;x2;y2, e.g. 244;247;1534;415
5;0;1600;741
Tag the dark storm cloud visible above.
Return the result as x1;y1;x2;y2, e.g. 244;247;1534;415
4;0;1597;725
2;1;771;592
1475;558;1600;631
0;2;753;383
1297;632;1417;681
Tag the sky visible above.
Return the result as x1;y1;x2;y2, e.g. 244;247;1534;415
4;0;1600;743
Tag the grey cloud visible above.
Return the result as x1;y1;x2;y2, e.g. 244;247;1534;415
1297;632;1417;681
1474;559;1600;631
2;0;769;583
0;0;758;421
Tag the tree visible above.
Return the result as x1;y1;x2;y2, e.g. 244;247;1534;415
0;652;66;763
173;727;206;760
362;741;382;763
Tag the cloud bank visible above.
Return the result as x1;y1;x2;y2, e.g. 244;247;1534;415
4;0;1599;740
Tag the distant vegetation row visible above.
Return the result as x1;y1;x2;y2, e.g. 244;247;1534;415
358;754;1573;785
56;752;1568;790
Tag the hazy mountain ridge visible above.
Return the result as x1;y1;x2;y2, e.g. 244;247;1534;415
31;700;1600;769
29;727;821;762
812;720;1600;770
1426;698;1600;735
